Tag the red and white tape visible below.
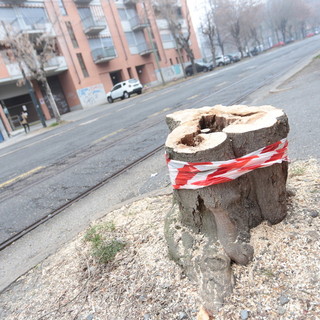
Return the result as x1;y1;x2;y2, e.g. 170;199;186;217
166;138;288;189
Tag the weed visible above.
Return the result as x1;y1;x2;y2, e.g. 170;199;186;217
259;268;275;277
289;166;306;177
84;221;125;264
49;122;60;127
315;54;320;60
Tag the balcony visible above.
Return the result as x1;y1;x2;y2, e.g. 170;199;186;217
74;0;92;4
6;0;26;3
44;56;68;75
11;17;54;41
0;56;68;85
82;17;106;35
91;47;116;64
129;15;148;31
137;42;153;56
123;0;137;6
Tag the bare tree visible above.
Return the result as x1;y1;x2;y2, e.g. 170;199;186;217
242;1;264;48
1;24;61;123
153;0;197;75
212;0;230;55
201;9;216;65
225;0;245;57
266;0;313;43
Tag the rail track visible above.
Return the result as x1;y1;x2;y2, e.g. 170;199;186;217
0;62;302;251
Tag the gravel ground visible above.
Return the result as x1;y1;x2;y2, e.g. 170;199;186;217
0;159;319;320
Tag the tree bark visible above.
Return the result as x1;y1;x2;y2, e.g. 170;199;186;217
164;105;289;311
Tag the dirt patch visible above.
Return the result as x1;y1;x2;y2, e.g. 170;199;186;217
0;159;319;320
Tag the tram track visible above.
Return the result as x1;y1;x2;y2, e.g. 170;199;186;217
0;56;308;251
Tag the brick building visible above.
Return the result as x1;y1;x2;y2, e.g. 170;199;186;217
0;0;201;138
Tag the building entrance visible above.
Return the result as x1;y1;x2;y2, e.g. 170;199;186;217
41;76;70;117
110;70;123;85
1;95;39;131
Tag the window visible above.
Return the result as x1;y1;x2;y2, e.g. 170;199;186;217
125;32;136;46
78;7;92;20
66;22;79;48
176;57;179;64
169;58;173;65
113;84;121;91
0;8;15;24
88;37;113;50
20;7;48;25
161;33;174;42
76;53;89;78
118;8;127;21
176;7;183;19
57;0;67;16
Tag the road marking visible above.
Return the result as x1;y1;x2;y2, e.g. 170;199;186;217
79;118;99;126
216;81;228;87
187;94;199;100
0;166;44;189
158;88;175;95
0;127;76;159
142;95;156;102
117;104;135;112
93;128;125;144
148;107;171;118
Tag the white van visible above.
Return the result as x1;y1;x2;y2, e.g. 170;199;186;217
107;79;143;103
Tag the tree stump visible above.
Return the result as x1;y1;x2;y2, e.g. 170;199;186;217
164;105;289;310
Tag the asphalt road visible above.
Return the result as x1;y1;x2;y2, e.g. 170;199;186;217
1;35;320;245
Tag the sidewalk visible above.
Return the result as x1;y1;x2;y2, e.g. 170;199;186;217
0;105;107;150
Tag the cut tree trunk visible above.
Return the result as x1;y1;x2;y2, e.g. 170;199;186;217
164;105;289;311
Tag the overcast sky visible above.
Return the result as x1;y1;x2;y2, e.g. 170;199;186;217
187;0;209;30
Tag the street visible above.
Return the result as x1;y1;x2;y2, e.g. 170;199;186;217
1;35;320;247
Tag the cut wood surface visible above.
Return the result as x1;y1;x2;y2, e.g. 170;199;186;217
165;105;289;311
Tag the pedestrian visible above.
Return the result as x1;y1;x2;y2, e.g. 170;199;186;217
20;109;30;133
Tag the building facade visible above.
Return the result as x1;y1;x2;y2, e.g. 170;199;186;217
0;0;201;137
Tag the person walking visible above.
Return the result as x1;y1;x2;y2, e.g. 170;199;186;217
20;109;30;133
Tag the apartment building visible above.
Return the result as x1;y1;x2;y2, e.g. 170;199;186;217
0;0;201;139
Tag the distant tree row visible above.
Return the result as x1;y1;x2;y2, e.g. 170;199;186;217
200;0;320;61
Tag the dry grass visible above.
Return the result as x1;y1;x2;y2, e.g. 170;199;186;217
0;159;319;320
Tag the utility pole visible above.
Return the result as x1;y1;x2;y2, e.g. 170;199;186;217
1;21;46;127
142;0;166;85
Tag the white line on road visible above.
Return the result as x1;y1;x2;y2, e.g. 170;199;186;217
117;104;135;112
142;96;156;102
187;95;199;100
79;118;99;126
216;81;228;87
0;127;76;159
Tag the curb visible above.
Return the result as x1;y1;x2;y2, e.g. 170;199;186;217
249;50;320;104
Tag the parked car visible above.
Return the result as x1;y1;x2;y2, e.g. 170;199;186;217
272;41;285;48
107;79;143;103
226;53;241;63
306;32;315;38
215;56;230;66
184;62;213;76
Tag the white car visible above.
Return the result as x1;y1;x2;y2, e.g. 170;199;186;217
215;55;230;66
107;79;143;103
